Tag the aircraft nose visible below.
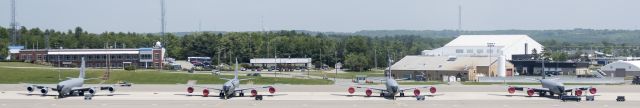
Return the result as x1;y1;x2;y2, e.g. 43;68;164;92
557;86;565;95
223;86;230;91
391;86;398;92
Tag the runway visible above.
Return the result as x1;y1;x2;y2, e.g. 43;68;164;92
1;84;639;108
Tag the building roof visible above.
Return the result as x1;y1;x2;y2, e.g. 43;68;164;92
47;49;140;55
601;61;640;71
444;35;536;47
250;58;312;64
390;56;497;71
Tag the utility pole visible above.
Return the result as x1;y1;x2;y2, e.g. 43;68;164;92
45;32;50;49
374;48;377;69
160;0;166;38
458;4;462;36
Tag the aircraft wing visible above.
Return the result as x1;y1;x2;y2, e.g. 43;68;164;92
509;86;550;92
189;85;223;91
24;84;56;91
71;87;92;91
234;86;273;91
72;85;117;92
564;86;594;92
352;85;386;91
185;80;222;91
399;86;435;91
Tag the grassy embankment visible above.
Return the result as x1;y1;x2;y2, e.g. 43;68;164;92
0;62;333;85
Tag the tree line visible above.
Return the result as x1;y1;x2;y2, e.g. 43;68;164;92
0;26;452;71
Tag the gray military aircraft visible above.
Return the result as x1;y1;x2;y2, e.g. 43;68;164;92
346;58;437;100
25;57;115;98
507;70;597;98
185;58;276;99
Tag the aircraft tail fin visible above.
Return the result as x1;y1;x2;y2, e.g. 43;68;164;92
234;58;239;79
79;57;86;78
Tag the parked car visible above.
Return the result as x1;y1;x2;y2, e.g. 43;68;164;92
632;76;640;85
117;81;133;87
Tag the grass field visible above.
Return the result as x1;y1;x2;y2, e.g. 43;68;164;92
309;70;385;79
0;62;333;85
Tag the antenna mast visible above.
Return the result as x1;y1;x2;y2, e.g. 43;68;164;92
10;0;18;45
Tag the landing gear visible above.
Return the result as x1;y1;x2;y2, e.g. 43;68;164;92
400;93;405;97
538;91;547;97
380;93;384;97
416;95;426;101
239;92;244;97
549;92;554;97
78;91;85;96
219;93;225;99
255;95;263;100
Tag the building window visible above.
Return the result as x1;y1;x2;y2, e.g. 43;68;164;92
466;49;473;53
477;49;483;53
487;49;493;54
455;49;463;53
154;54;160;59
140;54;152;59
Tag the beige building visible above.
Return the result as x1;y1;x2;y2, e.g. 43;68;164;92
389;56;514;81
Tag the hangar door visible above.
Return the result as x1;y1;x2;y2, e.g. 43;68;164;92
615;68;626;77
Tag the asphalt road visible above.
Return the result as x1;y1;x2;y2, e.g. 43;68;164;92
1;84;638;108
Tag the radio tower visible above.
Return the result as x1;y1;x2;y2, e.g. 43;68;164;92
160;0;166;37
10;0;17;46
458;4;462;36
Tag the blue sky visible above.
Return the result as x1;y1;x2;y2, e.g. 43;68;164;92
1;0;639;33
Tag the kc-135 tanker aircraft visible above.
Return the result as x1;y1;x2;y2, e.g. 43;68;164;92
343;57;438;100
22;58;116;99
183;58;277;100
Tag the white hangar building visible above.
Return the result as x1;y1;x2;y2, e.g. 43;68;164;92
600;61;640;77
422;35;543;60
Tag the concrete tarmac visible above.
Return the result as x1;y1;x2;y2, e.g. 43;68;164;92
1;84;638;108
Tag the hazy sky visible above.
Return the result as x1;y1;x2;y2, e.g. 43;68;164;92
1;0;639;33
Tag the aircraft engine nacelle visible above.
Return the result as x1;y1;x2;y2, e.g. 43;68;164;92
429;87;437;94
251;89;258;97
575;89;583;96
202;89;210;97
40;88;48;95
507;87;516;94
526;89;535;96
413;89;420;96
100;86;115;93
187;87;194;93
365;89;373;97
268;87;276;94
27;86;34;93
88;88;97;95
589;88;597;94
347;87;355;94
